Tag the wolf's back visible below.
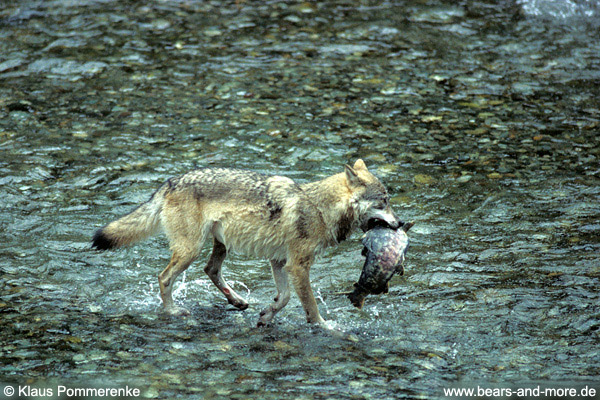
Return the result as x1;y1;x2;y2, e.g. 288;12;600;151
92;188;164;250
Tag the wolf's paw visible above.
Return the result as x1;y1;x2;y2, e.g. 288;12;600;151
316;320;359;342
256;319;268;328
164;306;190;317
257;308;274;327
228;298;249;310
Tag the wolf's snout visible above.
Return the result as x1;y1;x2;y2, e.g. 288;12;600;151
387;217;400;230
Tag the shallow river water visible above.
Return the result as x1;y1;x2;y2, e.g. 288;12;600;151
1;0;599;399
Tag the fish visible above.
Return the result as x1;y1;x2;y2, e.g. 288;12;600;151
347;222;413;309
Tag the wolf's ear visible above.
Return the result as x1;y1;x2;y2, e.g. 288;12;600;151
353;159;368;171
345;164;363;187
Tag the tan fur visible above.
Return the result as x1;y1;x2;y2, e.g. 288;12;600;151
92;159;397;326
98;198;163;247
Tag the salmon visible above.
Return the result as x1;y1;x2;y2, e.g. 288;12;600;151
348;222;413;309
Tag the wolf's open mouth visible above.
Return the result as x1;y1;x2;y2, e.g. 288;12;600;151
365;217;399;231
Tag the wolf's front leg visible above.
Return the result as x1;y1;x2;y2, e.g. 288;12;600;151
258;259;291;326
288;255;325;325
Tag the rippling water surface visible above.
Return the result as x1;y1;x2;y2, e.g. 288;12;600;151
1;0;599;399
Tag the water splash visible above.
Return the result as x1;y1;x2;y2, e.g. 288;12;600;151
172;271;216;300
227;280;251;299
315;287;330;316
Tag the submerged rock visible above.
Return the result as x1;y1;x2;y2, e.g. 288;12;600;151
27;58;107;77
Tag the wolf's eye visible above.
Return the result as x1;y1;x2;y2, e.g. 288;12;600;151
376;198;388;209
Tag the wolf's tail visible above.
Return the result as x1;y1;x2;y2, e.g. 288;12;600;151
92;188;164;250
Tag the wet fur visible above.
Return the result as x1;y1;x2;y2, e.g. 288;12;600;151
92;159;397;325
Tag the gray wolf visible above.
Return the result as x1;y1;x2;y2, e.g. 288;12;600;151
92;159;398;326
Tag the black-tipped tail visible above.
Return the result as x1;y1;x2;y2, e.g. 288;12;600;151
92;229;117;250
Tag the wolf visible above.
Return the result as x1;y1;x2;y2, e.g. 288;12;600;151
92;159;398;326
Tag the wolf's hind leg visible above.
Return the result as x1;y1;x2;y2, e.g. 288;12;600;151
204;239;248;310
257;259;290;327
159;195;207;316
159;251;197;316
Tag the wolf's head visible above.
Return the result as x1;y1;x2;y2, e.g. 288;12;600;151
345;159;399;232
